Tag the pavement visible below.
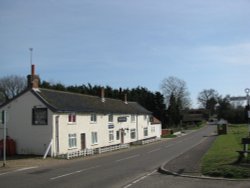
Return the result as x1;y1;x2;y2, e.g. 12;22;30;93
159;131;250;182
159;133;217;177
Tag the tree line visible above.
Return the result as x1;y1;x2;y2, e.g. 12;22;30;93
0;75;248;127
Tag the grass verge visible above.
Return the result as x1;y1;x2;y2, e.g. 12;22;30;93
201;124;250;179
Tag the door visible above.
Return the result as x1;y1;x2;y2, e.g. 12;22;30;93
121;130;124;144
81;133;86;150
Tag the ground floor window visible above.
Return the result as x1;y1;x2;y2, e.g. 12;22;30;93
68;133;77;148
109;130;114;142
130;129;136;139
144;127;148;137
151;126;155;133
91;132;98;144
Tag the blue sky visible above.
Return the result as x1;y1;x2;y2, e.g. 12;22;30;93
1;0;250;107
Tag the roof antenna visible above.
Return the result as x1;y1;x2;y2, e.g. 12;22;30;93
29;48;33;66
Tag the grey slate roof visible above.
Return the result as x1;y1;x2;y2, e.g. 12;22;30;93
32;88;151;115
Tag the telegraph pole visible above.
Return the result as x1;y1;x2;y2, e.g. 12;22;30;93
245;89;250;137
2;110;6;167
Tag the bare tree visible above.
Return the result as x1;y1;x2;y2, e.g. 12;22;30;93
160;76;191;109
0;75;27;103
197;89;219;115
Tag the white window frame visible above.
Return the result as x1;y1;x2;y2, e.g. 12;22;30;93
91;132;98;145
68;133;77;149
109;130;114;142
151;126;155;133
90;113;97;123
130;128;136;139
131;115;136;123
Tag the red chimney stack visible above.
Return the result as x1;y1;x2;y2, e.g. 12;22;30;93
27;64;40;89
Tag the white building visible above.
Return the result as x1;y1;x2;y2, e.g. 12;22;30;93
0;65;161;157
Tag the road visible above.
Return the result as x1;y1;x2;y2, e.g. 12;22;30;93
1;125;243;188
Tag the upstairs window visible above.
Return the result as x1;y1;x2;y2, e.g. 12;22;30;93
131;115;136;123
108;114;113;123
32;108;48;125
68;113;76;123
90;113;97;123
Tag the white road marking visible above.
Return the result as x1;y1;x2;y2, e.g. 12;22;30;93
50;165;100;180
15;166;39;172
116;154;140;162
147;148;161;154
164;144;174;149
123;170;157;188
0;166;38;176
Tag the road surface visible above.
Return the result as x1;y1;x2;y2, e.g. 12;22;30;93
2;125;245;188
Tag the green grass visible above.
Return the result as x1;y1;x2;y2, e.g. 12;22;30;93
161;134;177;138
201;124;250;179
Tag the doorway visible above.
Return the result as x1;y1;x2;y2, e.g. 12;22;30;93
81;133;86;150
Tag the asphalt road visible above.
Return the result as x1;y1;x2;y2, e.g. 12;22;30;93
1;125;242;188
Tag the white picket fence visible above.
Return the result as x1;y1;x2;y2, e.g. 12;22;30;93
132;137;161;145
94;144;130;154
66;148;94;159
58;144;130;159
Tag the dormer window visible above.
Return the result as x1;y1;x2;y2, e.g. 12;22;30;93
68;113;76;123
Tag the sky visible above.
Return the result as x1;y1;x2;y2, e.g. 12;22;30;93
1;0;250;107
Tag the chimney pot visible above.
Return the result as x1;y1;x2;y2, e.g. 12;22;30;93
101;87;105;102
124;94;128;104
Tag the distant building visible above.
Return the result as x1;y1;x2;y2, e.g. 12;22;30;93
0;65;161;157
182;109;208;125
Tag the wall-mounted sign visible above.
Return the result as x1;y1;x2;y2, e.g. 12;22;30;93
108;124;114;129
118;116;127;122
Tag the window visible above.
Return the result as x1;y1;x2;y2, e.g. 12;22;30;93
130;129;136;139
32;108;48;125
109;130;114;142
91;132;98;144
68;113;76;123
144;127;148;137
108;114;113;123
116;131;120;140
151;126;155;133
131;115;136;123
68;133;77;148
90;114;97;123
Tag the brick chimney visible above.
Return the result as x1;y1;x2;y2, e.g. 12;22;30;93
27;64;40;89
